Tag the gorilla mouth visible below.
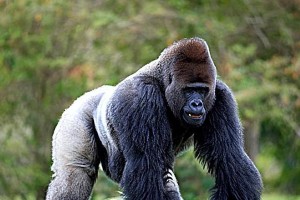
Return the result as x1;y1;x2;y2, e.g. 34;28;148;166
188;113;203;119
182;111;206;127
182;108;206;127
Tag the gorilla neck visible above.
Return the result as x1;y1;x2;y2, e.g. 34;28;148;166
134;59;164;80
167;111;194;153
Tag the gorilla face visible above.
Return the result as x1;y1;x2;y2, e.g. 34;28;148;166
165;76;212;128
162;38;217;128
181;83;209;127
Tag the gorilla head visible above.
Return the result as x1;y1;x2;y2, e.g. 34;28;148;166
160;38;217;127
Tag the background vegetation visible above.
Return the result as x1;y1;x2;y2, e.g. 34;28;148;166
0;0;299;199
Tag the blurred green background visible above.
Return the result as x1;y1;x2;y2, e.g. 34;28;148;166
0;0;299;199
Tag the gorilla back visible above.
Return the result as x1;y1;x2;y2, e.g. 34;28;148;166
46;37;262;200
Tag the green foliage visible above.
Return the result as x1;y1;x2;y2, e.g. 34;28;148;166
263;193;300;200
175;150;213;199
0;0;91;198
0;0;299;199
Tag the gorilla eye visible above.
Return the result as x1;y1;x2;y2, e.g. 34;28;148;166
184;83;210;97
200;87;209;96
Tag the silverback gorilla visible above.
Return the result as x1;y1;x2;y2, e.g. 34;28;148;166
46;38;262;200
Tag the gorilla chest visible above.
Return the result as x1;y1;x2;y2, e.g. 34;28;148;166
172;128;194;154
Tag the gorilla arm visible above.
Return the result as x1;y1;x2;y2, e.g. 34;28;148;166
194;80;263;200
109;76;181;200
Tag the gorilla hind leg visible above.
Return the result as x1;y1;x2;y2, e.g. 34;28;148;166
46;89;104;200
47;167;96;200
46;120;101;200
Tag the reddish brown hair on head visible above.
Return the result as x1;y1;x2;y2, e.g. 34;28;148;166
160;37;209;63
166;38;217;88
174;38;209;62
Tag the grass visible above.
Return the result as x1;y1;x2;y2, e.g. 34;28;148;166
262;193;300;200
1;193;300;200
101;193;300;200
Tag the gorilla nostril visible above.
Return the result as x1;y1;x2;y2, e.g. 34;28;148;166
190;99;202;108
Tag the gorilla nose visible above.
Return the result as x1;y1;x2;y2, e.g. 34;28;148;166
190;99;203;109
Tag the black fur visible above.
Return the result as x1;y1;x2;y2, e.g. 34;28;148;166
194;80;262;199
110;76;176;199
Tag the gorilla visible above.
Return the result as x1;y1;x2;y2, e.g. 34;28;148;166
46;37;262;200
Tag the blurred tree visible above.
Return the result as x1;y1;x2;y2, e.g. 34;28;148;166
0;0;299;199
0;0;95;198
